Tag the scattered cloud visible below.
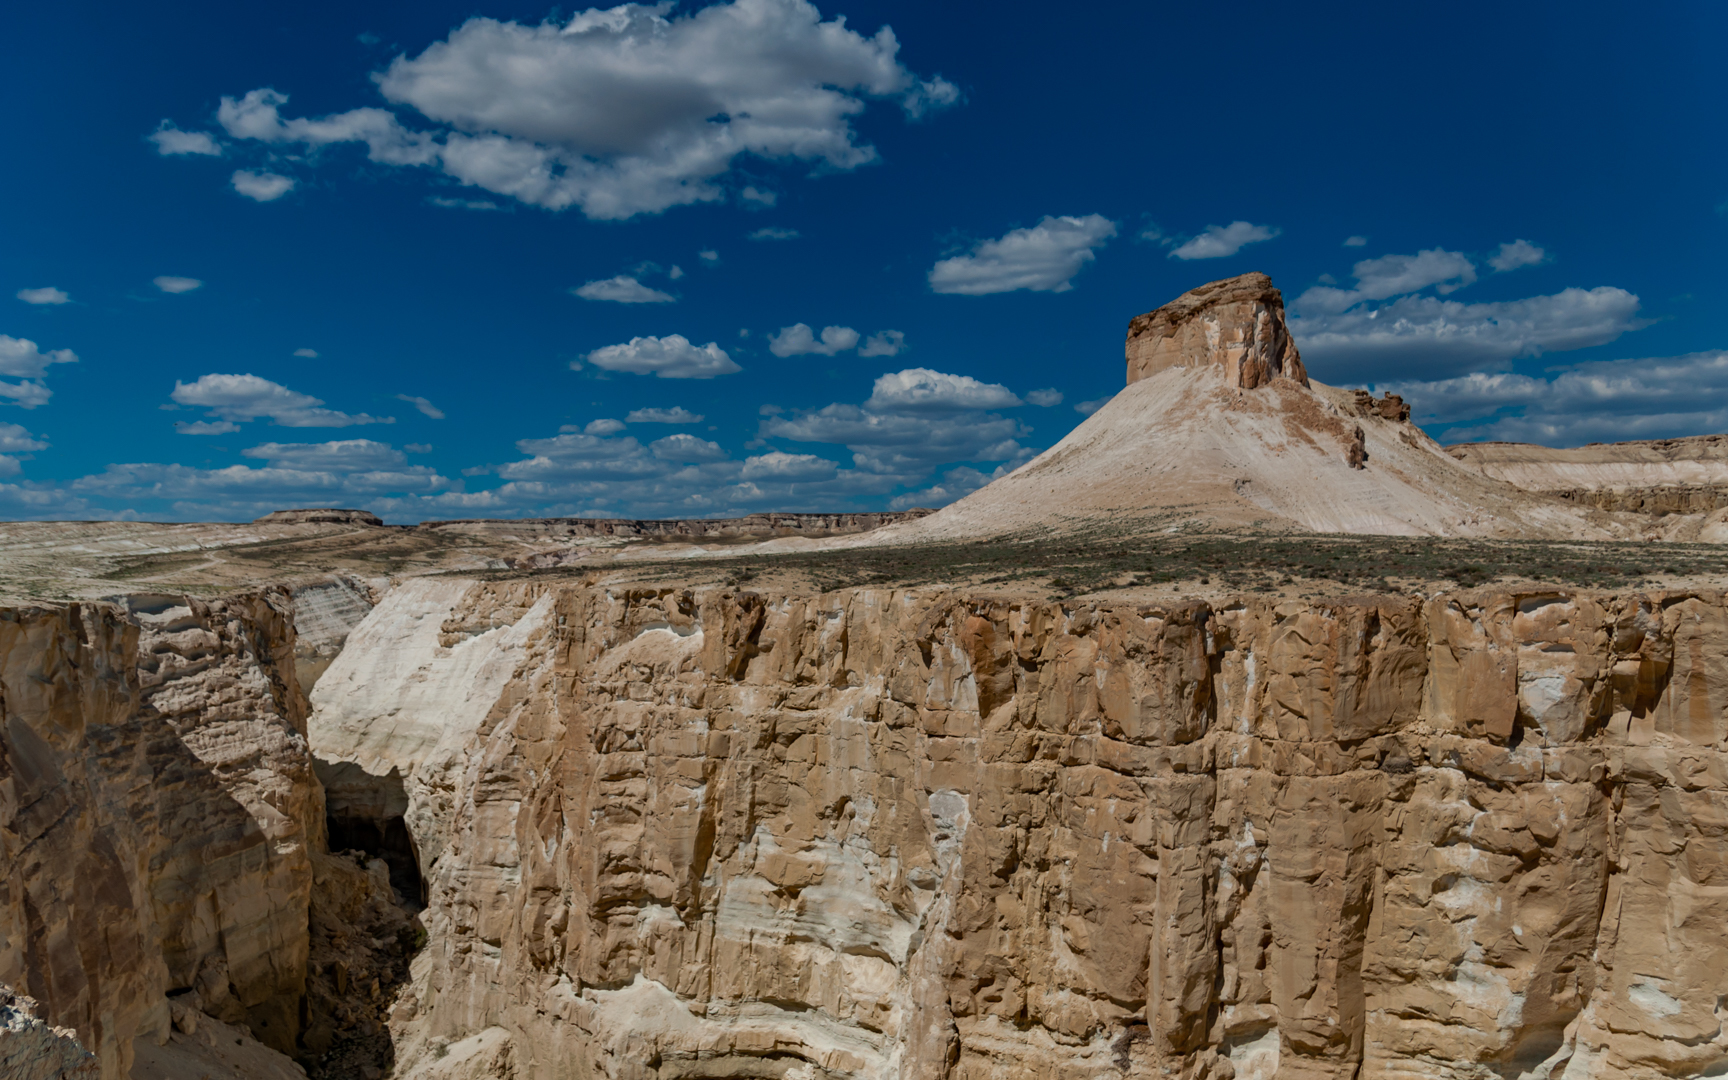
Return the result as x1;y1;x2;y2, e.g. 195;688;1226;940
1296;248;1478;313
572;275;675;303
16;287;69;306
1344;235;1368;247
584;335;740;379
1026;388;1063;407
583;418;626;435
888;464;1022;510
231;169;295;201
205;1;957;220
749;227;799;241
741;186;778;206
650;433;727;461
0;423;48;454
858;330;906;358
396;393;445;419
699;249;719;263
149;122;222;156
741;450;837;481
1489;239;1549;272
928;214;1117;295
404;443;433;453
1293;287;1644;380
242;439;407;470
1168;220;1281;260
0;336;78;378
865;367;1020;412
1074;394;1113;415
769;323;861;357
429;195;501;210
626;406;704;424
153;275;203;294
170;373;392;427
668;265;684;280
175;420;243;435
1382;350;1728;446
293;348;319;358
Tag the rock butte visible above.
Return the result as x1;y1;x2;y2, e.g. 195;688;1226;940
3;273;1728;1080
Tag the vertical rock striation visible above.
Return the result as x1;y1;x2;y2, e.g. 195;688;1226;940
1125;272;1309;389
338;582;1728;1080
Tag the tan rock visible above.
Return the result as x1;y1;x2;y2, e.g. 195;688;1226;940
1126;272;1309;389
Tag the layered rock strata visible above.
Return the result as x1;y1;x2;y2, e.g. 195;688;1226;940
1125;272;1309;389
302;579;1728;1080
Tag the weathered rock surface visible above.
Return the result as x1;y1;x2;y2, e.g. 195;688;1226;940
254;509;387;527
1449;434;1728;491
0;985;97;1079
0;591;321;1078
1126;272;1309;389
301;579;1728;1079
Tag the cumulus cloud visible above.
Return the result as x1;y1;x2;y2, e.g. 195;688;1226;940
583;418;626;435
75;458;451;504
206;1;956;220
741;186;778;206
149;122;222;156
769;323;860;357
741;450;837;481
865;368;1020;412
1074;394;1113;415
154;276;203;294
16;288;69;306
294;348;319;358
1489;239;1549;272
749;227;799;241
396;393;445;418
242;439;407;470
887;465;1015;510
429;196;501;210
170;373;391;427
626;406;703;424
1297;248;1478;313
928;214;1116;295
1169;221;1280;260
572;275;675;303
176;420;241;435
231;169;295;201
699;249;719;263
1381;350;1728;446
0;336;78;378
650;433;727;461
1026;388;1063;407
0;423;48;454
584;335;740;379
1343;235;1368;247
858;330;906;358
1292;287;1644;380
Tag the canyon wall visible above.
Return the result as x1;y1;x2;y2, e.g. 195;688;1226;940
0;591;321;1078
319;579;1728;1080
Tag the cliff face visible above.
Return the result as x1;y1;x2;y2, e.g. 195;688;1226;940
305;579;1728;1080
0;591;321;1078
1126;272;1309;389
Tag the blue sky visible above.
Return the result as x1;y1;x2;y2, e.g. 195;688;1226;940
3;0;1726;522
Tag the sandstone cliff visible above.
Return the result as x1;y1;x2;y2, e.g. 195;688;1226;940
296;577;1728;1079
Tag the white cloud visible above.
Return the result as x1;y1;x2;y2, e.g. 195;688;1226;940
741;450;837;481
149;122;222;156
174;420;241;435
1026;388;1063;407
858;330;905;358
584;418;626;435
0;383;53;409
1168;221;1281;260
669;265;684;279
762;403;1029;475
749;227;799;241
396;393;445;418
16;287;69;306
1292;287;1644;380
585;335;740;379
1297;248;1478;313
928;214;1116;295
1489;239;1549;272
741;186;778;206
650;433;728;462
210;1;956;220
1382;350;1728;446
0;336;78;378
1344;235;1368;247
75;458;451;502
769;323;860;357
865;368;1020;413
699;249;719;263
242;439;408;470
626;406;703;424
170;373;392;427
405;443;432;453
231;169;296;201
0;423;48;454
154;276;203;294
429;195;501;210
293;348;319;358
572;275;675;303
887;464;1012;510
1074;394;1113;415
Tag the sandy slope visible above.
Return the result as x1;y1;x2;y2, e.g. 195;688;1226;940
1447;434;1728;490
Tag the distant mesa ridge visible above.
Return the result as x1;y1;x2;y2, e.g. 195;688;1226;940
253;508;385;526
1125;270;1309;389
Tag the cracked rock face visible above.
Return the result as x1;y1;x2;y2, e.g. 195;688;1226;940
298;579;1728;1080
1125;272;1309;390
